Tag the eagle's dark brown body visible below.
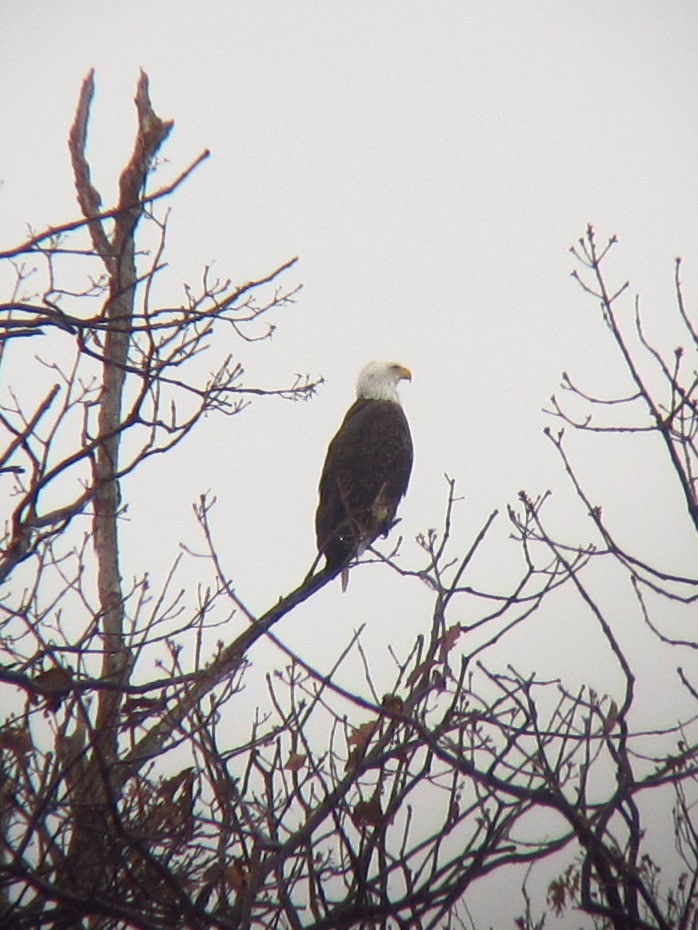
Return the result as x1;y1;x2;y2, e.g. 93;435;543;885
316;396;413;573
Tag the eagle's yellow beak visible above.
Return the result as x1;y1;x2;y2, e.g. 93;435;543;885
397;365;412;382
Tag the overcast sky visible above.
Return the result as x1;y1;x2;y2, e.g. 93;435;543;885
2;3;698;924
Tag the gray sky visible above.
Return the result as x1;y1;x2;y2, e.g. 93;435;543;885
2;2;698;924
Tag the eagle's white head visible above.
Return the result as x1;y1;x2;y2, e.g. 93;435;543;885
356;360;412;404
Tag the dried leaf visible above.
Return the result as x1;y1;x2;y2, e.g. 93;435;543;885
0;726;32;757
156;799;180;832
32;666;72;692
347;720;378;752
285;752;307;772
603;699;618;735
31;666;73;711
202;862;220;885
345;747;362;771
406;659;431;687
381;693;404;715
547;878;567;916
439;624;462;660
352;795;382;828
226;858;249;891
160;768;194;801
138;769;196;838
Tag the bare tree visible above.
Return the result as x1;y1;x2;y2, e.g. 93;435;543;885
1;75;697;930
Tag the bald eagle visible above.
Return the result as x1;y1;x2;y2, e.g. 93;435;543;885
315;361;413;586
